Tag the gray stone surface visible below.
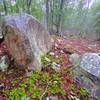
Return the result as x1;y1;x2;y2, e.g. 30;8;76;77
75;75;100;100
70;53;100;99
80;53;100;78
69;53;80;67
2;13;52;71
0;55;9;72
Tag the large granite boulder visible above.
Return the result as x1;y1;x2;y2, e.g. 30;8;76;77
69;53;100;99
69;53;100;79
2;13;52;70
80;53;100;79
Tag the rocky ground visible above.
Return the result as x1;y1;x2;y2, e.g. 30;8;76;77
52;36;100;100
0;35;100;100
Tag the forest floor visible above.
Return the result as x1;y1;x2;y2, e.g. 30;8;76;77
53;36;100;54
0;36;100;99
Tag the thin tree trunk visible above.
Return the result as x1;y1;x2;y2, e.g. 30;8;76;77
26;0;32;14
22;0;25;12
50;0;54;33
46;0;49;30
16;2;19;13
49;0;54;34
3;0;8;15
56;0;64;33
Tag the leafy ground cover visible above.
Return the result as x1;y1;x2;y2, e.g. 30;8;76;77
0;36;100;100
53;36;100;54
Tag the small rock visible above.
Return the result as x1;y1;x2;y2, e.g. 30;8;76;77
50;95;58;100
75;76;96;90
0;83;4;90
52;62;60;71
45;97;50;100
55;55;59;58
55;43;58;47
69;95;79;100
60;50;64;53
91;88;100;100
0;55;9;72
49;52;55;56
57;39;62;43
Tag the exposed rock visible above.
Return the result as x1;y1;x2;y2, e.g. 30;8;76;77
70;53;100;79
75;75;100;100
50;95;58;100
45;96;58;100
0;55;9;72
0;83;5;90
69;53;100;99
80;53;100;79
0;42;10;72
68;95;80;100
2;13;52;71
52;62;60;71
69;53;80;67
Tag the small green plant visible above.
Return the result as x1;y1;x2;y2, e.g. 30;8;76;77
9;88;29;100
6;68;89;100
80;87;89;96
41;53;53;67
2;53;89;100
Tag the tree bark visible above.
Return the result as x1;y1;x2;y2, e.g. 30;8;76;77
26;0;32;14
3;0;8;15
56;0;64;33
50;0;54;34
46;0;49;30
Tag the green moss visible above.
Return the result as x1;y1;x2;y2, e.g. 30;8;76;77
80;87;89;96
1;53;89;99
2;69;89;99
41;53;53;67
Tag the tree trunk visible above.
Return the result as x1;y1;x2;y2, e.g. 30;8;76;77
56;0;64;33
50;0;54;34
3;0;8;15
26;0;32;14
16;3;19;13
46;0;49;30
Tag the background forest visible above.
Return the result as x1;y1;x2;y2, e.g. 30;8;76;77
0;0;100;39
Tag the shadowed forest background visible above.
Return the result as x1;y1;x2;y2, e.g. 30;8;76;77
0;0;100;40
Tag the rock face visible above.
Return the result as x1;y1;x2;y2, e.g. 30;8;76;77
0;55;9;72
69;53;100;79
70;53;100;99
80;53;100;78
69;53;80;67
0;43;10;72
2;13;52;70
69;53;100;99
